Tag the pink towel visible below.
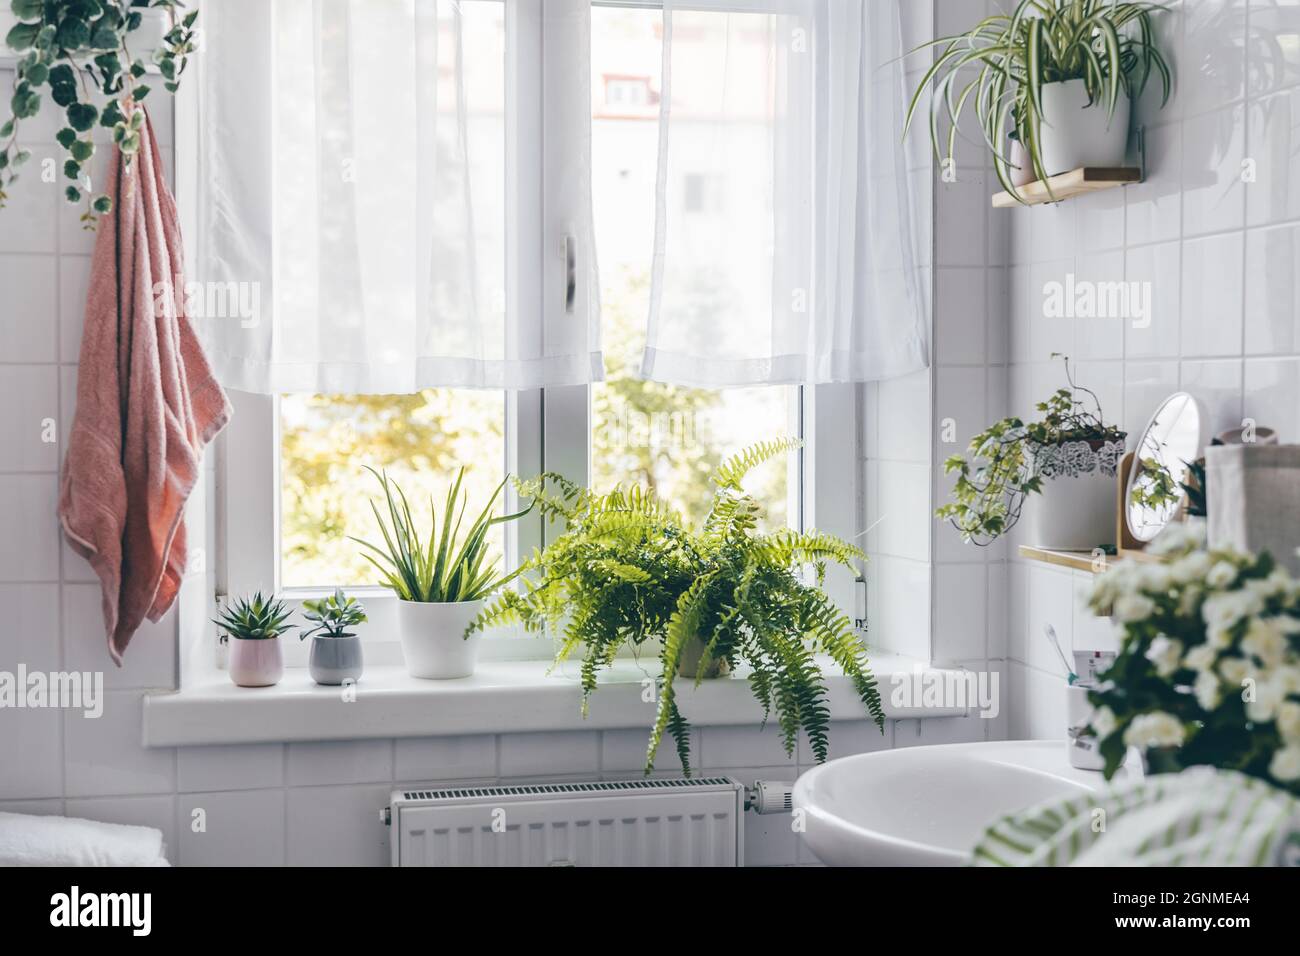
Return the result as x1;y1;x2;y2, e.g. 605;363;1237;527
59;106;231;666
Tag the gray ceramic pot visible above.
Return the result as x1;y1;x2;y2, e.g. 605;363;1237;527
309;634;363;685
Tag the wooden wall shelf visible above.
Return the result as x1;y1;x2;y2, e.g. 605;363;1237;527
992;167;1142;208
1018;545;1117;573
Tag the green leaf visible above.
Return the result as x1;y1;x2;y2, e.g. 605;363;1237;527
48;64;78;106
99;100;124;127
22;61;48;85
10;87;40;119
55;127;77;149
91;194;112;214
69;139;94;162
88;16;118;50
65;185;81;202
66;102;98;132
55;17;91;51
63;158;80;179
11;0;45;21
5;20;41;51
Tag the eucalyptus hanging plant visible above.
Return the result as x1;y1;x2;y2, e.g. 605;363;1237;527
1;0;199;227
904;0;1171;200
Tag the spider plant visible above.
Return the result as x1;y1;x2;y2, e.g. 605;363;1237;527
904;0;1172;201
351;467;529;604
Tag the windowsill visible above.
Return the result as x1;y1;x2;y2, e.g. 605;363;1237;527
142;653;969;747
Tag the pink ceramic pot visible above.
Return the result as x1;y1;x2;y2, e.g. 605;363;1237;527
228;635;284;687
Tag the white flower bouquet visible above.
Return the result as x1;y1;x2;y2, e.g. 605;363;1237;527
1086;525;1300;793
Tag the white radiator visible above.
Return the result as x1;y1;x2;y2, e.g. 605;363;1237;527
386;777;746;867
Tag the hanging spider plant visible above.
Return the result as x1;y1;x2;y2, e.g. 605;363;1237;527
904;0;1172;202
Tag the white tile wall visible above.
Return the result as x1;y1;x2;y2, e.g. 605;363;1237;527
921;0;1013;732
0;1;1130;867
1002;0;1300;739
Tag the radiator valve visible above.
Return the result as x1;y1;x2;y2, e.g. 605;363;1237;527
746;780;794;815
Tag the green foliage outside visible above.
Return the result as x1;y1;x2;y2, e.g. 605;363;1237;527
281;268;788;587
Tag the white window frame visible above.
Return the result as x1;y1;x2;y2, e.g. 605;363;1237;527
198;0;863;670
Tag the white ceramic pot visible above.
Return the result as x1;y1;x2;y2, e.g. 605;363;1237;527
1008;137;1035;187
228;635;284;687
1038;79;1131;177
396;599;484;679
1025;438;1125;551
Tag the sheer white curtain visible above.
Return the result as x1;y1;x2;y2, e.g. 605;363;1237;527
642;0;929;387
197;0;601;394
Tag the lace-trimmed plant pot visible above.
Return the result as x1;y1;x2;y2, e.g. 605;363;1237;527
1026;437;1126;551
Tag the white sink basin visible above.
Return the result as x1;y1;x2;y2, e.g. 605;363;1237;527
794;740;1131;866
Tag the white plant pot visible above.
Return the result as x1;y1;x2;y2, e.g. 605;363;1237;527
397;599;484;679
1025;439;1125;551
1038;79;1131;177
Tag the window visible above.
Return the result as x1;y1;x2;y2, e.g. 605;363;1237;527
218;1;858;657
589;5;798;531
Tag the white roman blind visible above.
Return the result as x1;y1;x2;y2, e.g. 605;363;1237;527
196;0;601;394
642;0;929;387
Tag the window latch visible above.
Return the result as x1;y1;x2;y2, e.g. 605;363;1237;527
564;234;576;315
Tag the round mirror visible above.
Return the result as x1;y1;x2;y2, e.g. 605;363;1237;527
1126;393;1208;543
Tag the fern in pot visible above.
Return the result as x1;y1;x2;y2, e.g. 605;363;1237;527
300;589;367;686
905;0;1171;199
473;439;883;776
353;468;528;680
939;356;1125;549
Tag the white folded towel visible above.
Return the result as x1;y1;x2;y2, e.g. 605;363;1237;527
0;811;169;867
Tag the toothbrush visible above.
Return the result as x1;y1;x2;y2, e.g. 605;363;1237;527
1044;624;1078;685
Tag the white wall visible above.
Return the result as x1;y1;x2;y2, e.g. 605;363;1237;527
1000;0;1300;737
0;17;992;863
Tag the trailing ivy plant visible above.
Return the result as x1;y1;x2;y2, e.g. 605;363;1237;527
1;0;199;227
472;438;884;776
1128;454;1181;513
937;354;1125;545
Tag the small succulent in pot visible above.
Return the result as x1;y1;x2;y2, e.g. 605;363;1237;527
299;588;367;686
213;592;294;687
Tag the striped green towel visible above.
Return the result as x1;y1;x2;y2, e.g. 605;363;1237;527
971;767;1300;867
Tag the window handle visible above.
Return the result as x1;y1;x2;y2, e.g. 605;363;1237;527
564;235;576;315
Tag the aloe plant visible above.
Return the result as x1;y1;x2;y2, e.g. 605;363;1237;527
214;592;294;642
904;0;1171;201
299;588;367;639
351;467;529;604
